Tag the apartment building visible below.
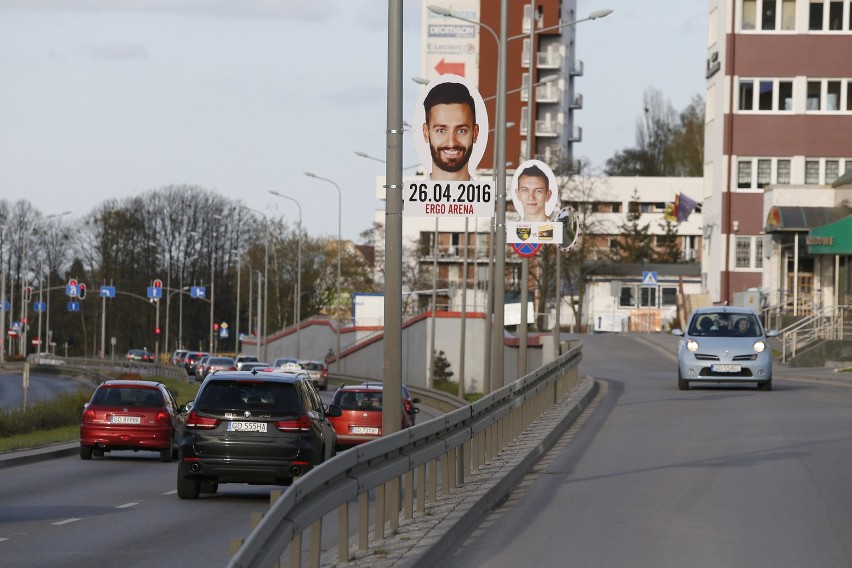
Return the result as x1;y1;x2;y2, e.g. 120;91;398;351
703;0;852;307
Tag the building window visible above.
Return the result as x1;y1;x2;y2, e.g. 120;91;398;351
742;0;796;30
661;287;678;307
761;0;777;29
738;160;752;188
755;238;764;269
757;159;772;187
830;0;845;29
827;80;842;110
758;80;774;110
782;0;796;29
807;81;822;110
826;159;840;182
640;287;657;308
743;0;757;29
619;285;635;308
805;160;821;184
736;236;752;268
739;80;754;110
777;159;791;183
779;81;793;110
810;1;825;30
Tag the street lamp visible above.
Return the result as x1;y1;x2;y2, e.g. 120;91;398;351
241;206;270;362
268;191;302;359
303;171;342;372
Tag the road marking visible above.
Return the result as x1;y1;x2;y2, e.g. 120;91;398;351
163;490;177;495
0;537;9;542
52;518;81;526
116;502;138;509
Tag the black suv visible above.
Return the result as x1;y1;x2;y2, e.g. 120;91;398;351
176;370;341;499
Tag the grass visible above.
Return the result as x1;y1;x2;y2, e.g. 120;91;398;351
0;374;200;454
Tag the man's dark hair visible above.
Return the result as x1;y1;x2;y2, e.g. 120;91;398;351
519;163;549;187
424;81;477;124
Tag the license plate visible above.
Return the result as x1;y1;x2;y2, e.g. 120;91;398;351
711;364;741;373
351;426;379;435
228;421;268;433
110;415;141;424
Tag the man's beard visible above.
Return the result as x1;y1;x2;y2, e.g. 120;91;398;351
429;143;474;174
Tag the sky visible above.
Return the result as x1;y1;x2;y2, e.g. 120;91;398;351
0;0;707;242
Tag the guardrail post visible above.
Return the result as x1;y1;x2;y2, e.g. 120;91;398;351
428;458;437;503
388;478;400;532
404;469;414;520
309;519;322;568
375;482;386;540
416;464;426;514
338;501;349;562
358;492;369;551
289;532;301;568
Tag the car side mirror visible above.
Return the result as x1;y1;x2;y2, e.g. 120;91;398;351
671;329;684;336
412;397;421;404
180;401;194;413
413;407;420;414
766;329;779;338
326;404;342;418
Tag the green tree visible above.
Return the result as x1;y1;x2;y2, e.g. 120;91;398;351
612;188;653;263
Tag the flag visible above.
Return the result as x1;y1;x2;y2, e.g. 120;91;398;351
664;201;677;222
676;193;698;222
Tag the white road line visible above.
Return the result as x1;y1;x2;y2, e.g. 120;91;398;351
116;502;138;509
52;518;82;526
163;490;177;495
0;537;9;542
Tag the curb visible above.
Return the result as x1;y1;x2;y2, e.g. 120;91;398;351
0;442;79;470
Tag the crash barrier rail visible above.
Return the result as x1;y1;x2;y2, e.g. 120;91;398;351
25;353;187;382
227;342;583;568
781;305;849;363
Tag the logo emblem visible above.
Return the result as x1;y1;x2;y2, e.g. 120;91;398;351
244;411;252;418
516;224;531;241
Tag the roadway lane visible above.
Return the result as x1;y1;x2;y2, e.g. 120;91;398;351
440;333;852;568
0;371;93;410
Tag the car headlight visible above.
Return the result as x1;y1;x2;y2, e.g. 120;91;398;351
753;340;766;353
687;339;699;352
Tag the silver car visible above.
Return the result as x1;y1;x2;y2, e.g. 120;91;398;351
672;307;778;391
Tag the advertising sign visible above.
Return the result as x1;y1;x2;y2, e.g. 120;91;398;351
506;159;563;243
421;1;481;87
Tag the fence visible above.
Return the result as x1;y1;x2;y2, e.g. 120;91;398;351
25;353;187;382
227;342;583;568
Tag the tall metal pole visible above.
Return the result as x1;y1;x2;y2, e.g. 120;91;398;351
459;217;468;399
269;191;303;359
492;0;509;390
428;217;439;388
235;259;241;354
0;264;5;363
302;173;342;371
256;270;263;360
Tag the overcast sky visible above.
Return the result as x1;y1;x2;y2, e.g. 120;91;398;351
0;0;707;241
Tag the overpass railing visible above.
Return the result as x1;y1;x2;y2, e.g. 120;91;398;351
25;354;187;382
228;342;583;568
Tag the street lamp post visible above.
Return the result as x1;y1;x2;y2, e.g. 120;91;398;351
241;206;270;362
303;172;342;371
268;191;302;359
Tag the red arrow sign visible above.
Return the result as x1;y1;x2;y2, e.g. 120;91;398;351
434;58;466;77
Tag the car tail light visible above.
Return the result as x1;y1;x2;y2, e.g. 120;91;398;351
154;410;170;424
403;400;413;413
322;368;328;378
228;366;237;371
82;409;97;423
185;410;220;429
274;415;312;432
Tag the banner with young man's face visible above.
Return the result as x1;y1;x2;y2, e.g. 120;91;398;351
506;159;563;246
405;74;494;218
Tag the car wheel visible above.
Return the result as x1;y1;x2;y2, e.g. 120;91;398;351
678;374;690;391
758;378;773;391
80;445;93;460
160;434;174;462
200;481;219;494
177;474;201;499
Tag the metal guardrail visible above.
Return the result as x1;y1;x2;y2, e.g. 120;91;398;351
25;354;187;382
781;305;849;363
228;343;583;568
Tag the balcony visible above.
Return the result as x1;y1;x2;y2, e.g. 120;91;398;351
534;119;561;138
568;59;584;77
535;83;561;104
568;93;583;109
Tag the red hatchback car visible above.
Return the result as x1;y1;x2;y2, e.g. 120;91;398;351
80;380;184;462
329;385;413;450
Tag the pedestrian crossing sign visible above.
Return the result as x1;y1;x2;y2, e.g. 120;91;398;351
642;271;658;287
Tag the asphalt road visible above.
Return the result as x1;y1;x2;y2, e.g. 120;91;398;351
439;333;852;568
0;371;93;410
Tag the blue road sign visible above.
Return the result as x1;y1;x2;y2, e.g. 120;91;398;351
191;286;206;299
34;302;47;313
641;271;659;287
1;301;9;311
100;286;116;298
66;284;79;297
68;301;80;312
147;286;163;299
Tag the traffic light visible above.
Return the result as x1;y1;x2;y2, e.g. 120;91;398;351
78;283;87;300
69;278;78;288
155;327;161;335
153;279;163;289
213;323;219;331
23;286;32;302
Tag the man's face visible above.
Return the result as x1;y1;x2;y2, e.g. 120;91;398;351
423;103;478;174
517;174;551;220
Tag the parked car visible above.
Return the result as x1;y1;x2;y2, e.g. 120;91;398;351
272;357;302;372
80;380;184;462
171;349;189;366
126;348;154;363
199;356;238;380
329;384;413;450
176;370;341;499
672;306;778;391
184;351;209;377
235;354;259;370
360;382;421;424
299;360;329;390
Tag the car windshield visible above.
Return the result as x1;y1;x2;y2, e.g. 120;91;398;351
92;387;163;407
301;362;323;371
334;391;383;411
197;381;302;414
688;313;761;338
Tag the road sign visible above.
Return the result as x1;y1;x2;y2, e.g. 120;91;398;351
31;338;41;346
219;328;229;339
642;271;659;287
100;286;116;298
512;242;541;258
34;302;46;313
191;286;206;299
2;301;10;311
66;284;78;297
147;286;162;299
68;301;80;312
